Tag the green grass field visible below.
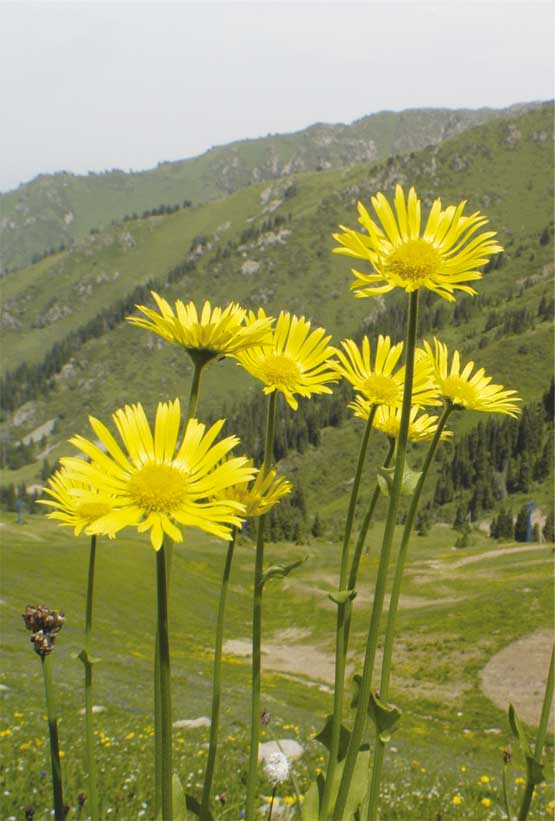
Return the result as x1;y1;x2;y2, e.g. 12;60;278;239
1;513;553;819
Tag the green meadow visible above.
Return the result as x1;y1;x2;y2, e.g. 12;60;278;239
2;513;553;819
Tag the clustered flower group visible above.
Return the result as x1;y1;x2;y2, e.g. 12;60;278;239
40;185;519;552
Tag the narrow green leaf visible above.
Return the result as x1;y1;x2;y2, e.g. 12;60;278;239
74;648;102;665
328;589;357;605
302;755;369;819
261;556;307;586
302;774;324;820
508;703;532;756
171;774;190;819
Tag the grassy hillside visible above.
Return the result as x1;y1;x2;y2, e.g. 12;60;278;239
2;103;553;425
1;515;553;817
0;102;545;272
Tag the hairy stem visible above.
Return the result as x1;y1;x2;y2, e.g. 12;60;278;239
332;291;419;820
156;543;173;820
320;407;376;818
366;403;452;820
201;529;237;819
83;535;99;820
42;654;64;820
245;392;277;820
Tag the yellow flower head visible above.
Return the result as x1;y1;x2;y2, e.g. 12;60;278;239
335;335;439;408
38;469;116;537
222;460;292;517
481;798;492;808
127;292;274;364
60;400;256;550
333;185;502;301
452;794;463;806
234;311;338;410
423;338;521;417
350;400;453;443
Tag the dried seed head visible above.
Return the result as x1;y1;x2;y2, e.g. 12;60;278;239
503;747;512;764
23;605;64;634
30;630;57;657
24;807;34;820
77;793;87;808
260;710;271;727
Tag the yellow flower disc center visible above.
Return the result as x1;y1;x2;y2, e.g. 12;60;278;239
441;375;479;407
261;354;302;390
129;463;189;514
360;373;401;406
78;501;112;523
385;239;441;286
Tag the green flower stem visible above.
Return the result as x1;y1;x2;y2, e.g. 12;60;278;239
517;643;554;821
245;391;277;821
155;360;205;813
83;535;99;821
350;438;396;586
320;406;376;819
503;756;513;820
201;528;237;819
156;543;173;820
187;357;208;421
154;543;174;816
332;291;419;821
366;402;453;820
41;654;64;821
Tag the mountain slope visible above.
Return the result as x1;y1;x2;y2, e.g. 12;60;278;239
1;104;553;518
0;102;545;272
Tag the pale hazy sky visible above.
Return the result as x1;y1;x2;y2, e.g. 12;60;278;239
1;0;553;192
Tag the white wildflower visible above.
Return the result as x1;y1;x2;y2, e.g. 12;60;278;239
263;751;290;784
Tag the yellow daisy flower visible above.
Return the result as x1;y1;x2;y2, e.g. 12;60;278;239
333;184;502;301
127;292;273;364
335;335;439;408
60;400;256;550
223;460;292;517
234;312;338;410
423;338;521;417
38;469;115;537
350;399;452;443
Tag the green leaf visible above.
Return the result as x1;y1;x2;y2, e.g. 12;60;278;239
301;753;370;819
351;674;362;709
171;774;190;820
261;555;307;586
377;464;422;497
377;466;395;497
314;715;352;761
367;692;402;742
74;648;102;666
328;589;357;605
302;774;324;821
525;753;545;786
508;703;532;757
184;791;213;820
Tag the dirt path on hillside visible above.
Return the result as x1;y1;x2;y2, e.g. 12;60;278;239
481;630;554;729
